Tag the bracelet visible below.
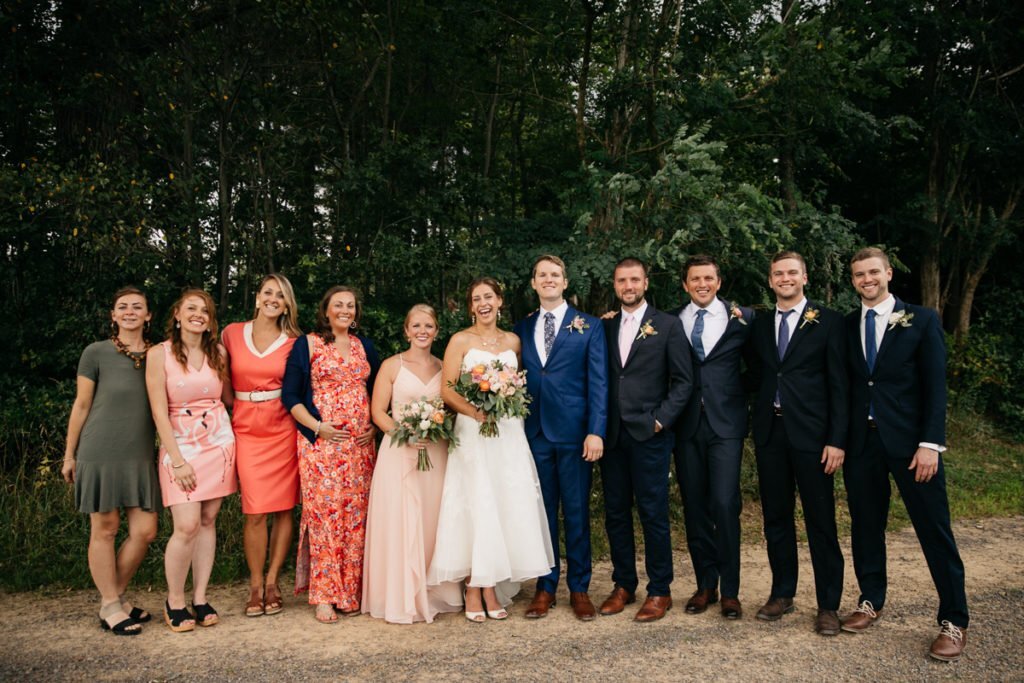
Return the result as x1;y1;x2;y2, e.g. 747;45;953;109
172;462;186;469
314;420;322;435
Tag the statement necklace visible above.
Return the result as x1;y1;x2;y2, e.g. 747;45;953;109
111;335;152;369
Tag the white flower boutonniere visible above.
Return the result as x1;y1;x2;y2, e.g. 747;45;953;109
729;303;748;326
636;319;658;340
799;306;821;329
565;315;590;334
887;310;914;330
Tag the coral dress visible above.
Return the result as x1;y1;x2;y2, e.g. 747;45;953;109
157;341;237;506
362;358;462;623
295;334;376;610
222;322;299;514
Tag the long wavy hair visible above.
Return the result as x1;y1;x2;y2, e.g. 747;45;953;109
316;285;362;344
165;288;228;381
253;273;302;338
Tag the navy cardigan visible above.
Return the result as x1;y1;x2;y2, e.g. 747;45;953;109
281;333;381;445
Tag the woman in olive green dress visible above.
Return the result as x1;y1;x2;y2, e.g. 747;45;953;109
62;287;161;636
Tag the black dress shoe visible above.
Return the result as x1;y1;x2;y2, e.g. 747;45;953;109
684;588;719;614
756;597;794;621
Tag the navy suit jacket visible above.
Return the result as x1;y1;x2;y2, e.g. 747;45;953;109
514;306;609;444
604;306;693;447
669;299;755;441
845;299;946;459
747;301;849;452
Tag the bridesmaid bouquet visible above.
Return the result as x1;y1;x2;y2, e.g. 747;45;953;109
451;359;531;437
390;397;457;471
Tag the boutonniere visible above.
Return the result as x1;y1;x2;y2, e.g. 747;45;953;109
565;315;590;334
887;310;914;330
729;303;748;326
799;306;821;329
636;319;658;340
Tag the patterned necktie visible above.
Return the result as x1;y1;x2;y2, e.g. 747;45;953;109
865;309;877;372
692;309;707;362
619;314;634;366
775;309;794;407
543;311;555;358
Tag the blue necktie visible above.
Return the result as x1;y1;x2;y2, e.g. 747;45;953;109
692;309;707;362
775;310;793;407
543;312;555;358
865;309;877;372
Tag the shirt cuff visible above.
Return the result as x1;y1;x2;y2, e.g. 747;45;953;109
918;442;946;454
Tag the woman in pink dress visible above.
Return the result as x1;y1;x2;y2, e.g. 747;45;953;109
222;274;301;618
282;286;380;623
362;304;462;623
146;289;236;632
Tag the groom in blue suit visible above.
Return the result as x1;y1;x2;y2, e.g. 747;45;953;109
515;255;609;621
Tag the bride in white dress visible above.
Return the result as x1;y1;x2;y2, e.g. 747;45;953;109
428;277;554;621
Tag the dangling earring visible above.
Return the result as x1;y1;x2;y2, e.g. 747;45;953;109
175;321;181;329
497;309;502;321
110;321;117;332
471;314;477;325
143;320;151;333
351;320;358;329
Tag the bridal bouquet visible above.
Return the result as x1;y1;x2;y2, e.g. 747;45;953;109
389;396;458;471
451;360;531;437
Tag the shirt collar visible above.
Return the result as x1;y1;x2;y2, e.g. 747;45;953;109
685;297;726;319
862;294;895;319
777;297;807;317
540;301;569;319
622;301;648;323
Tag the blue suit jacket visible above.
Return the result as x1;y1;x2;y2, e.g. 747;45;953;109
669;299;755;441
514;306;608;444
845;299;946;458
281;333;380;444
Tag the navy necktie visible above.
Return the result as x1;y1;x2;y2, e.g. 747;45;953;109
865;309;877;372
775;310;794;407
692;309;707;362
543;312;555;358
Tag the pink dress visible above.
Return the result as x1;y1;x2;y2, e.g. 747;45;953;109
361;358;461;623
157;341;237;506
222;322;299;514
295;334;376;610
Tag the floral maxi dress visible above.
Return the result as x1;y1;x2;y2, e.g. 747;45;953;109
295;334;376;611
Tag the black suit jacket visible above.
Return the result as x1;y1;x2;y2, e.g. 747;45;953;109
845;299;946;458
669;299;755;441
748;300;849;452
604;305;693;447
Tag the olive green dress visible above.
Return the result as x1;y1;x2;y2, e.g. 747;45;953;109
73;340;160;513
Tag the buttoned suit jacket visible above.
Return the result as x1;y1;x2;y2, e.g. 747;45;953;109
514;306;609;444
670;298;755;441
603;306;693;448
748;301;849;452
845;299;946;459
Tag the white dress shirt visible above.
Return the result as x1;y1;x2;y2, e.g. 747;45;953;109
681;298;729;358
534;300;569;366
861;294;945;453
775;297;807;348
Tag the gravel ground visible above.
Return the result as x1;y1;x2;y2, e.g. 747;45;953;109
2;517;1022;682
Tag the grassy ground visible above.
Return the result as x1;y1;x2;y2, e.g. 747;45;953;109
1;409;1020;592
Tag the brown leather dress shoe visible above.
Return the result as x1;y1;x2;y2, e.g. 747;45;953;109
815;609;841;636
720;597;742;620
598;587;636;616
929;621;967;662
755;597;795;621
684;588;719;614
841;600;881;633
570;592;597;621
524;590;556;619
634;595;672;623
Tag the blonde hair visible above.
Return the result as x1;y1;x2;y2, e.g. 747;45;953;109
404;303;439;330
253;273;302;338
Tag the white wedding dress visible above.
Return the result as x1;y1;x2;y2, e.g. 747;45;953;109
427;349;555;606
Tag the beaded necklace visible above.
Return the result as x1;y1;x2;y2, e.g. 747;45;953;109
110;335;152;369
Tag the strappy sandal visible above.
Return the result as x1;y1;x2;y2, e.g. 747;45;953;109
164;600;195;633
120;593;152;623
192;602;219;627
315;603;338;624
263;584;283;616
245;587;265;617
99;600;142;636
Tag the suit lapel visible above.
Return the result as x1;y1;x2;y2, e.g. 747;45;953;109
609;314;624;368
702;298;736;361
874;298;905;369
545;306;575;363
624;309;651;367
848;313;869;375
521;312;541;365
780;301;816;362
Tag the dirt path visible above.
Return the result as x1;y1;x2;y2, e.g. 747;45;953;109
3;517;1022;682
